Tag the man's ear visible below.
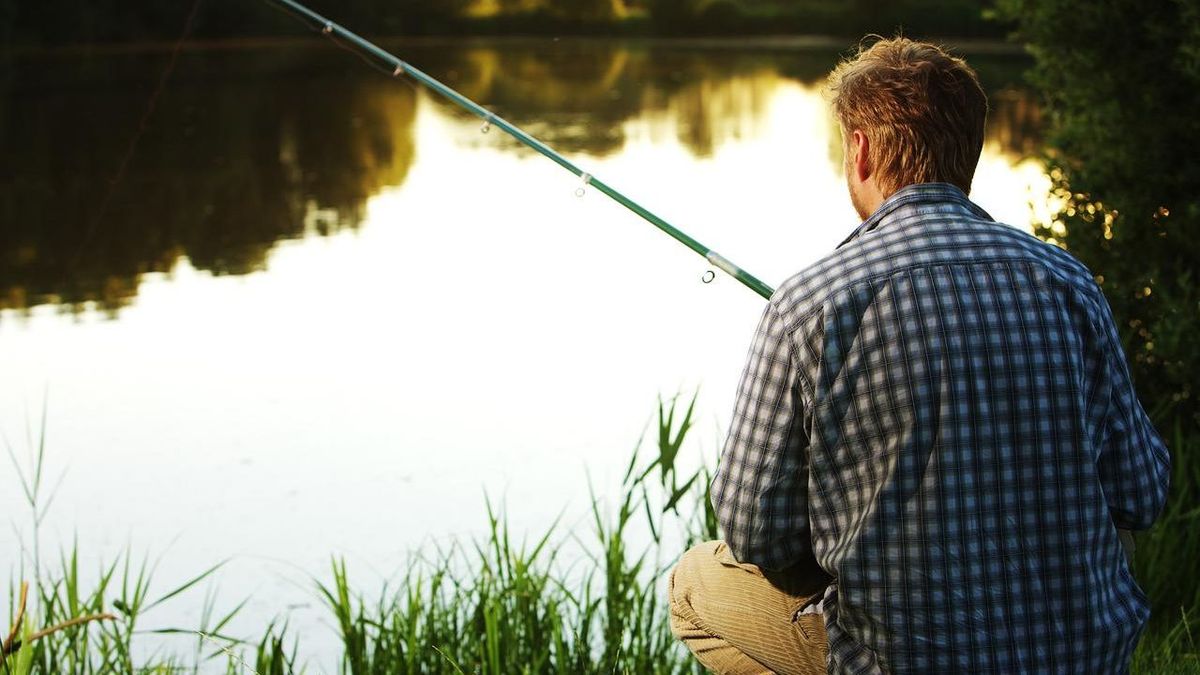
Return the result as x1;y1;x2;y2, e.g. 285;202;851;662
851;129;871;183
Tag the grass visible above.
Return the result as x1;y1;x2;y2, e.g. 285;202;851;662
299;391;711;675
2;405;248;674
1130;422;1200;674
3;393;1199;673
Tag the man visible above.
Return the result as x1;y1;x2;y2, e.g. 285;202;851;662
668;38;1171;674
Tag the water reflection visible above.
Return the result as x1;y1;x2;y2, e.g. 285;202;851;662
425;44;785;157
0;40;1038;317
0;47;418;315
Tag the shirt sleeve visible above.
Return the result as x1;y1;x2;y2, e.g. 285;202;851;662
1092;292;1171;531
710;299;812;570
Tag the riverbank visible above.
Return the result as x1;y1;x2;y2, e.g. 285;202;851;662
4;400;1197;673
3;0;1011;51
3;33;1027;59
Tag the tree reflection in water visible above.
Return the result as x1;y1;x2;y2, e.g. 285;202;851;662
0;40;1036;317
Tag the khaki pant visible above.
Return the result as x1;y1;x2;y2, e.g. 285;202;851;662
669;541;831;675
670;535;1138;675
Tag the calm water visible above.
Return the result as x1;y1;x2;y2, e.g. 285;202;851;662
0;38;1045;667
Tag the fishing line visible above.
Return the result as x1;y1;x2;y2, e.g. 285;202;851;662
63;0;205;279
263;0;776;300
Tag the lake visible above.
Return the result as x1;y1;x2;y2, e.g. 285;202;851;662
0;37;1046;669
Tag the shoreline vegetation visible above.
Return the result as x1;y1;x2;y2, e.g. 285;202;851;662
4;34;1028;59
3;395;716;674
3;397;1198;673
0;0;1011;51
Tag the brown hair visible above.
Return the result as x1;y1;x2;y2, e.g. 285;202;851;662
826;37;988;196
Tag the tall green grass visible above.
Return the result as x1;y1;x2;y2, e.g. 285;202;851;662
1130;422;1200;673
300;391;710;675
5;393;1199;673
2;407;249;674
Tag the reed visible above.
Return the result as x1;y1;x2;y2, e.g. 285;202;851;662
1130;423;1200;673
303;391;709;675
2;407;246;674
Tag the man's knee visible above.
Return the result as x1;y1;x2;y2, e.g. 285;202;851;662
670;541;830;674
674;540;724;585
669;540;725;628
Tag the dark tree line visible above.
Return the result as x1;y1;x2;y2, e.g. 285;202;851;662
997;0;1200;430
0;0;1008;48
0;47;417;314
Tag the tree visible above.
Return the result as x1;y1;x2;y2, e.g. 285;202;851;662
647;0;703;35
995;0;1200;430
543;0;626;22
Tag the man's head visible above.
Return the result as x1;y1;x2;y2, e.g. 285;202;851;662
826;37;988;219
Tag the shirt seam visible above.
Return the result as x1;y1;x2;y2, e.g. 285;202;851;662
778;255;1098;338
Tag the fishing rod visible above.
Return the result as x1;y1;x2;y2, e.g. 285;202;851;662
265;0;775;300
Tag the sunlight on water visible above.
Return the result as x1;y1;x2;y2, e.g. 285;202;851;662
0;42;1046;669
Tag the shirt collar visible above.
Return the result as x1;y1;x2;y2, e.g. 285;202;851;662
836;182;994;249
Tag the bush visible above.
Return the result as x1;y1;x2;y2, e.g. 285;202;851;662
995;0;1200;429
996;0;1200;650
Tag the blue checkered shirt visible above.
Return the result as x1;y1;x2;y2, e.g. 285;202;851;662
711;183;1171;674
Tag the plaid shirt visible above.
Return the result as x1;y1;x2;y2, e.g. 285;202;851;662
711;183;1170;674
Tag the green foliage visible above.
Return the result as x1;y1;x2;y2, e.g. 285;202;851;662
1134;425;1200;633
647;0;704;34
308;0;473;35
3;0;1011;44
646;0;1004;37
2;411;244;674
1132;607;1200;675
0;547;245;674
252;624;301;675
995;0;1200;428
543;0;625;22
312;394;712;674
